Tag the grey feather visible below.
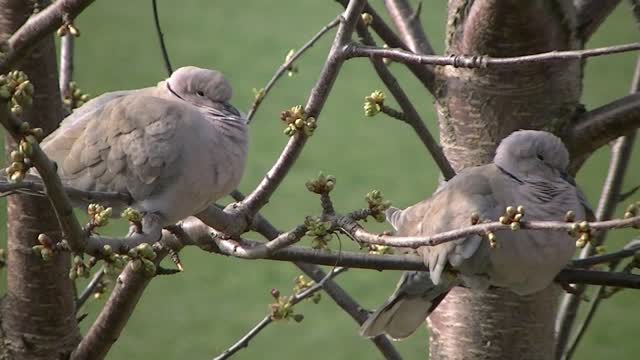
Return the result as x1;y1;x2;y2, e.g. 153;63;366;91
38;66;248;234
361;130;590;340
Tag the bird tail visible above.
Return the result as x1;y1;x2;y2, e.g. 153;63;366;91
359;271;455;340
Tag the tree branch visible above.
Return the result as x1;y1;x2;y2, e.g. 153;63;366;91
75;266;106;312
169;217;640;289
0;179;132;205
556;56;640;360
0;110;86;253
567;92;640;160
383;0;434;55
335;0;436;95
574;0;622;43
230;191;401;360
344;42;640;68
246;17;341;123
71;249;164;360
0;0;96;73
212;267;348;360
241;0;366;215
345;216;640;248
356;24;455;180
152;0;173;76
59;34;74;99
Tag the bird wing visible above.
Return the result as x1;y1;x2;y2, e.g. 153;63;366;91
390;165;502;285
41;93;190;203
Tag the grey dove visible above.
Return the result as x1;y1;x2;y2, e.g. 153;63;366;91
39;66;248;244
360;130;590;340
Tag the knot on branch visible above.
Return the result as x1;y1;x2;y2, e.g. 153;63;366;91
281;105;317;137
448;54;488;69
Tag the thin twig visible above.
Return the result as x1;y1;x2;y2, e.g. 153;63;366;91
0;179;132;205
152;0;173;76
343;42;640;68
556;56;640;360
0;0;96;73
241;0;367;215
213;267;347;360
334;0;436;94
229;191;402;360
76;267;106;312
357;25;455;180
570;240;640;268
346;216;640;248
246;17;341;123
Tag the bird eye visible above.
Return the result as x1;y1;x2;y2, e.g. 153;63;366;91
537;154;544;161
196;91;205;97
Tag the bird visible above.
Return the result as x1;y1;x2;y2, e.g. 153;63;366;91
359;130;590;340
38;66;249;246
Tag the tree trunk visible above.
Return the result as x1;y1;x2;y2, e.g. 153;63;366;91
430;1;581;359
0;1;80;358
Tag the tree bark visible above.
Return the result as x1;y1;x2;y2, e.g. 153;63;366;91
430;1;581;359
0;1;80;359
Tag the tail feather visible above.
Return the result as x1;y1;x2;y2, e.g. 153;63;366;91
360;271;455;340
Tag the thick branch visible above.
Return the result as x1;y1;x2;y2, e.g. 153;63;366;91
335;0;436;95
0;0;96;73
574;0;622;43
0;110;86;253
344;42;640;68
59;34;74;98
567;91;640;159
383;0;434;55
71;252;162;360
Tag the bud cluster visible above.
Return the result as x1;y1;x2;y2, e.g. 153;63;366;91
281;105;317;137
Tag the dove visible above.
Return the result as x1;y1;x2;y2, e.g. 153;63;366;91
38;66;248;246
360;130;590;340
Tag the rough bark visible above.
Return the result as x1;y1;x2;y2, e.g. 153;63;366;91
0;1;80;359
430;1;582;359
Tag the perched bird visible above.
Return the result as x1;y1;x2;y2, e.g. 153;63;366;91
360;130;590;340
39;66;248;244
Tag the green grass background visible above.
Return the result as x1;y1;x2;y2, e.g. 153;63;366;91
2;1;640;359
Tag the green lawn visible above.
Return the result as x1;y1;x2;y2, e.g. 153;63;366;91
2;1;640;359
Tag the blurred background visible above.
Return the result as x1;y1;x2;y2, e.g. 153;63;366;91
1;1;639;359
